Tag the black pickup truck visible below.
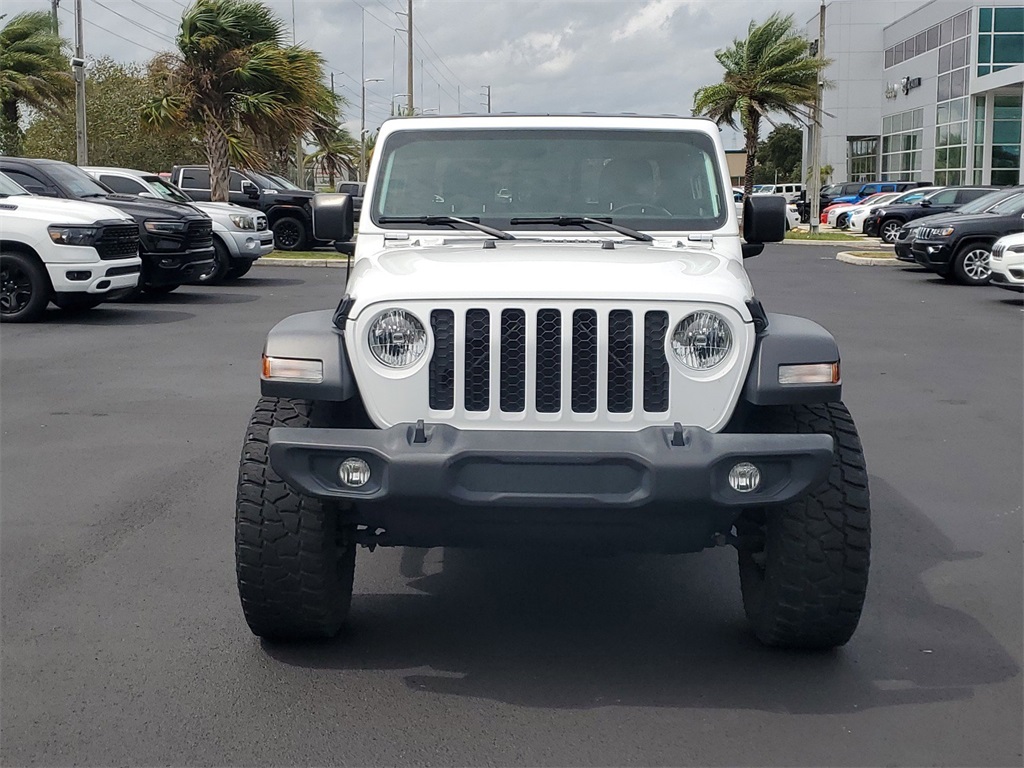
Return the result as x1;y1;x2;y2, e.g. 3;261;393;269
0;157;214;295
171;166;318;251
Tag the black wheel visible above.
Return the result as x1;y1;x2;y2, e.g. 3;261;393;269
52;294;104;311
951;242;993;285
736;402;870;649
1;250;51;323
226;262;253;280
879;218;902;244
271;216;308;251
142;283;179;296
235;397;356;641
192;239;230;285
836;213;849;229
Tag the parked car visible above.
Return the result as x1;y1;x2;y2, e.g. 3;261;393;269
852;186;940;235
989;232;1024;292
336;181;366;217
797;180;930;222
170;166;319;251
866;186;998;243
0;171;142;322
84;167;274;283
911;188;1024;284
0;157;213;296
752;182;804;202
894;188;1022;261
839;192;902;231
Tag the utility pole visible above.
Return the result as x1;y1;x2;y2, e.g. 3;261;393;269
481;85;491;113
361;79;382;181
292;0;304;187
406;0;414;114
51;0;60;34
73;0;87;165
809;1;826;234
457;85;461;113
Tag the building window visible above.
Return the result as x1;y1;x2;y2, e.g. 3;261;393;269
973;95;987;184
881;109;923;180
977;7;1024;76
991;92;1022;186
885;10;971;68
848;137;879;180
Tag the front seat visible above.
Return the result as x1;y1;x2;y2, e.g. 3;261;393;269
599;158;658;212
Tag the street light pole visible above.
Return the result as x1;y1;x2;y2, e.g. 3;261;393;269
73;0;87;165
406;0;414;114
809;1;826;234
360;78;383;181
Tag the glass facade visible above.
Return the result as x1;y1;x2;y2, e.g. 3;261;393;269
882;109;924;180
848;137;880;180
934;12;972;184
977;7;1024;75
991;92;1022;185
885;10;972;68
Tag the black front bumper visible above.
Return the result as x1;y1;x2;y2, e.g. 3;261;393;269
864;217;880;237
912;240;954;271
894;237;916;261
268;423;834;551
142;247;216;286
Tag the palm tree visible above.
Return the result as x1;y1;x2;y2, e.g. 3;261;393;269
309;124;359;190
0;11;73;155
142;0;337;202
692;13;827;196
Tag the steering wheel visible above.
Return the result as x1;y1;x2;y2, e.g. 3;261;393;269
610;203;673;216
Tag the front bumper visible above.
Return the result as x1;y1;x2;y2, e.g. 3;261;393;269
45;257;142;294
990;253;1024;291
270;422;832;511
864;217;880;237
142;247;215;286
224;228;275;260
894;237;916;261
912;240;954;271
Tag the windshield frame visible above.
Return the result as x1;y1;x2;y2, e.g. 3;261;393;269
986;191;1024;216
0;172;29;196
370;127;732;234
141;175;194;203
45;162;113;198
955;188;1020;214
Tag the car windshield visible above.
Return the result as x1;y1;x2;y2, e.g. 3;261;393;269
892;188;934;204
143;176;193;203
46;162;112;197
267;173;302;190
0;172;28;196
956;189;1020;214
986;192;1024;215
372;128;729;232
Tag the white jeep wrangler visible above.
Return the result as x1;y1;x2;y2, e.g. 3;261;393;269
236;115;870;649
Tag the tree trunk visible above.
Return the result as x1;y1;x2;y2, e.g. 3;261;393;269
0;99;22;156
743;108;760;198
203;109;230;203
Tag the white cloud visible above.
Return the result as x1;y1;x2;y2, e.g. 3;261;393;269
611;0;680;41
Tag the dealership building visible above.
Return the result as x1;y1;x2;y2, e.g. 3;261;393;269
806;0;1023;185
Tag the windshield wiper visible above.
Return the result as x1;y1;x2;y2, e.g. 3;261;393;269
509;216;653;242
377;215;515;240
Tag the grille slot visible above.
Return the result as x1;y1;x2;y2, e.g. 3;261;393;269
643;311;670;412
95;224;139;260
571;309;598;413
499;309;526;412
429;310;455;410
535;309;561;413
185;219;213;249
607;310;634;413
464;309;490;411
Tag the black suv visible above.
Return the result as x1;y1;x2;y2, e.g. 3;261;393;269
894;187;1022;261
865;186;997;243
171;166;317;251
911;187;1024;285
0;157;214;294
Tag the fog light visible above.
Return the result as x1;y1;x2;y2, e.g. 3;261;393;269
245;237;257;249
728;462;761;493
339;457;371;487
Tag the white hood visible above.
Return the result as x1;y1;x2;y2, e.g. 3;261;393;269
347;239;754;320
1;195;132;224
194;201;256;216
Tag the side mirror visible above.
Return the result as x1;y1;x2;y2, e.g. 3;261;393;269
742;194;786;257
920;199;931;207
240;180;260;199
312;193;354;244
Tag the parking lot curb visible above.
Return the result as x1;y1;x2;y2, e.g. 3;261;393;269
783;238;891;248
837;251;901;266
255;258;348;268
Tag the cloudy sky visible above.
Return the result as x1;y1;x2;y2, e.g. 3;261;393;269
7;0;923;146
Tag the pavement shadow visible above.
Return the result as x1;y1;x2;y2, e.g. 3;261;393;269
233;276;307;288
264;477;1019;714
121;291;260;305
995;296;1023;307
34;307;195;325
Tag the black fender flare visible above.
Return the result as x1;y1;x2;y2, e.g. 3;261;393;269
742;313;842;405
260;310;356;401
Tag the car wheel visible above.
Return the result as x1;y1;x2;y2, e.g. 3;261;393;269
736;402;870;649
226;262;253;280
192;239;230;285
0;250;51;323
271;216;308;251
951;243;993;285
836;213;849;228
235;397;356;641
879;219;902;244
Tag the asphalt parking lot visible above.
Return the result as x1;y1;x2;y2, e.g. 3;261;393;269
1;246;1021;767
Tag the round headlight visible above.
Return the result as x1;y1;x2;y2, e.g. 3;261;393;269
368;309;428;368
671;311;733;370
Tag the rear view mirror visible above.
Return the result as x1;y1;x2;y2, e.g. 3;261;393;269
312;193;354;244
742;195;786;256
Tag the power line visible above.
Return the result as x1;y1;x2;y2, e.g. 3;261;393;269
87;0;176;46
127;0;180;25
58;4;162;54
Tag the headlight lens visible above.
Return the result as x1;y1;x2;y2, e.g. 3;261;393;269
937;226;955;237
670;311;733;370
47;225;97;245
229;214;255;230
144;220;186;233
1008;244;1024;254
368;309;428;368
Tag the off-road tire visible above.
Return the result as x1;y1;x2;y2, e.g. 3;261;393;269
951;242;993;286
1;250;51;323
737;402;870;649
235;397;356;641
193;239;230;285
226;261;253;280
271;216;308;251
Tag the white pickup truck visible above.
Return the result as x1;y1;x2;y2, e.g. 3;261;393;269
235;115;871;650
0;171;142;322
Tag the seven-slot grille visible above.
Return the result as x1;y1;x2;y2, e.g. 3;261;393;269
184;219;214;249
94;224;139;260
428;308;670;414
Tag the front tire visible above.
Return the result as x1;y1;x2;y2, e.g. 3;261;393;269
879;218;902;244
1;250;51;323
737;402;870;649
271;216;308;251
192;239;230;285
226;261;253;280
235;397;356;641
951;242;992;285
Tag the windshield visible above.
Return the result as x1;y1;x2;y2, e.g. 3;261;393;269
372;128;729;232
46;162;111;197
247;171;276;190
0;172;28;196
143;176;193;203
892;188;934;204
957;188;1020;214
987;192;1024;215
268;173;302;190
